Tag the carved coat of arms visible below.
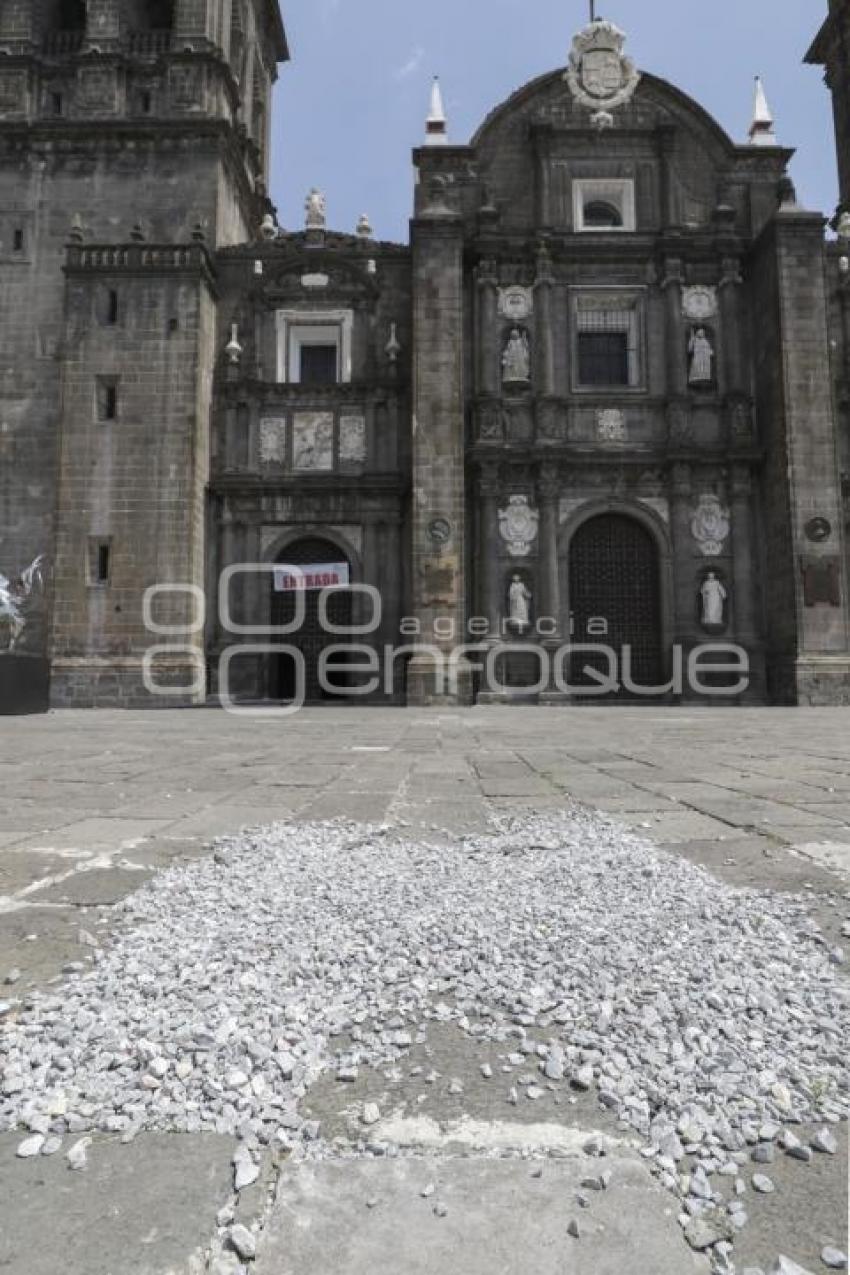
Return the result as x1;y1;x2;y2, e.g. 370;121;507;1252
499;495;539;558
565;19;640;113
690;494;731;557
596;408;626;442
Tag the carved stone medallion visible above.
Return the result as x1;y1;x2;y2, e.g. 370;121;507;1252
596;408;626;442
76;67;118;114
498;286;533;321
427;517;452;547
498;495;539;557
565;19;640;113
339;416;366;465
682;285;717;322
690;494;730;557
804;517;832;544
293;412;333;471
259;417;287;465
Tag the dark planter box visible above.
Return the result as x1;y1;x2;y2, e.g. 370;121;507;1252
0;655;50;715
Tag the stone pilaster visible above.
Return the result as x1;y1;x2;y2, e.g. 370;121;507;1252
669;461;696;669
534;241;555;397
719;253;745;398
661;255;690;447
751;208;850;703
536;463;561;633
657;127;678;230
407;188;471;704
475;258;500;397
478;461;502;639
729;462;766;699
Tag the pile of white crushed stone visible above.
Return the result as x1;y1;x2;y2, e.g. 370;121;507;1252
1;810;848;1270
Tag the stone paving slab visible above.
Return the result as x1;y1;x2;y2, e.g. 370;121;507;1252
0;1132;234;1275
254;1155;710;1275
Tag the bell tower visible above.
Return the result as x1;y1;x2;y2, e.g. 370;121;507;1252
0;1;288;703
806;0;850;215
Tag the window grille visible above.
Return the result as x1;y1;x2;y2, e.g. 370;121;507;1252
576;304;639;387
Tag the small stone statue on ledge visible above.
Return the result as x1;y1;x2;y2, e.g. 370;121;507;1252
688;327;714;386
502;328;531;384
700;571;727;628
508;574;532;631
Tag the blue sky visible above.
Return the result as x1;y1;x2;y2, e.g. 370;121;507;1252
269;1;836;242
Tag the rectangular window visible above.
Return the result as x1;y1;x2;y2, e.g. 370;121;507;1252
573;179;636;232
50;92;63;116
298;343;338;385
578;332;629;386
276;310;354;384
12;229;24;253
97;543;111;582
96;378;119;421
574;294;643;389
87;538;112;586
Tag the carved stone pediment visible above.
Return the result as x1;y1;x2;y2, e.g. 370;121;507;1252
262;252;378;303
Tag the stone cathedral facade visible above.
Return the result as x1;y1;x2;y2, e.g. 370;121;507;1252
0;0;849;708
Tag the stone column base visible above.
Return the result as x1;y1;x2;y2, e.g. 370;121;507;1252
538;690;572;706
406;654;474;707
792;655;850;706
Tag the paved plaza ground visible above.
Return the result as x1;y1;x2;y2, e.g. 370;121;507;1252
1;707;849;1273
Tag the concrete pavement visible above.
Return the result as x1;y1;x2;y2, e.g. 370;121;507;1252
1;706;849;1273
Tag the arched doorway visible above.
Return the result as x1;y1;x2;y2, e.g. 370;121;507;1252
270;537;353;703
568;513;664;695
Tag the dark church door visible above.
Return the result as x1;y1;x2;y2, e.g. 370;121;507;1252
568;514;664;696
270;538;353;702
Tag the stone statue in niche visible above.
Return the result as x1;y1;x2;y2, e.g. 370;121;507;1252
508;575;532;631
502;328;531;384
700;572;727;628
688;327;715;386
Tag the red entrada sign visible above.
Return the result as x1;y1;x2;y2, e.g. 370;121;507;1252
273;563;351;592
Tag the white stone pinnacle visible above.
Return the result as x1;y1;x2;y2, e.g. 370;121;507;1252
425;77;448;146
749;76;777;146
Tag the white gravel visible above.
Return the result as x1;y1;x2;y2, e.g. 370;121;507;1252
0;809;847;1239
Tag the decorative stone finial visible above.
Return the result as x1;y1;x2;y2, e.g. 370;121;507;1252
260;213;277;240
69;214;84;245
385;323;401;363
356;213;373;239
425;77;448;146
191;221;206;243
225;324;242;365
748;77;777;146
130;221;146;242
305;188;327;230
